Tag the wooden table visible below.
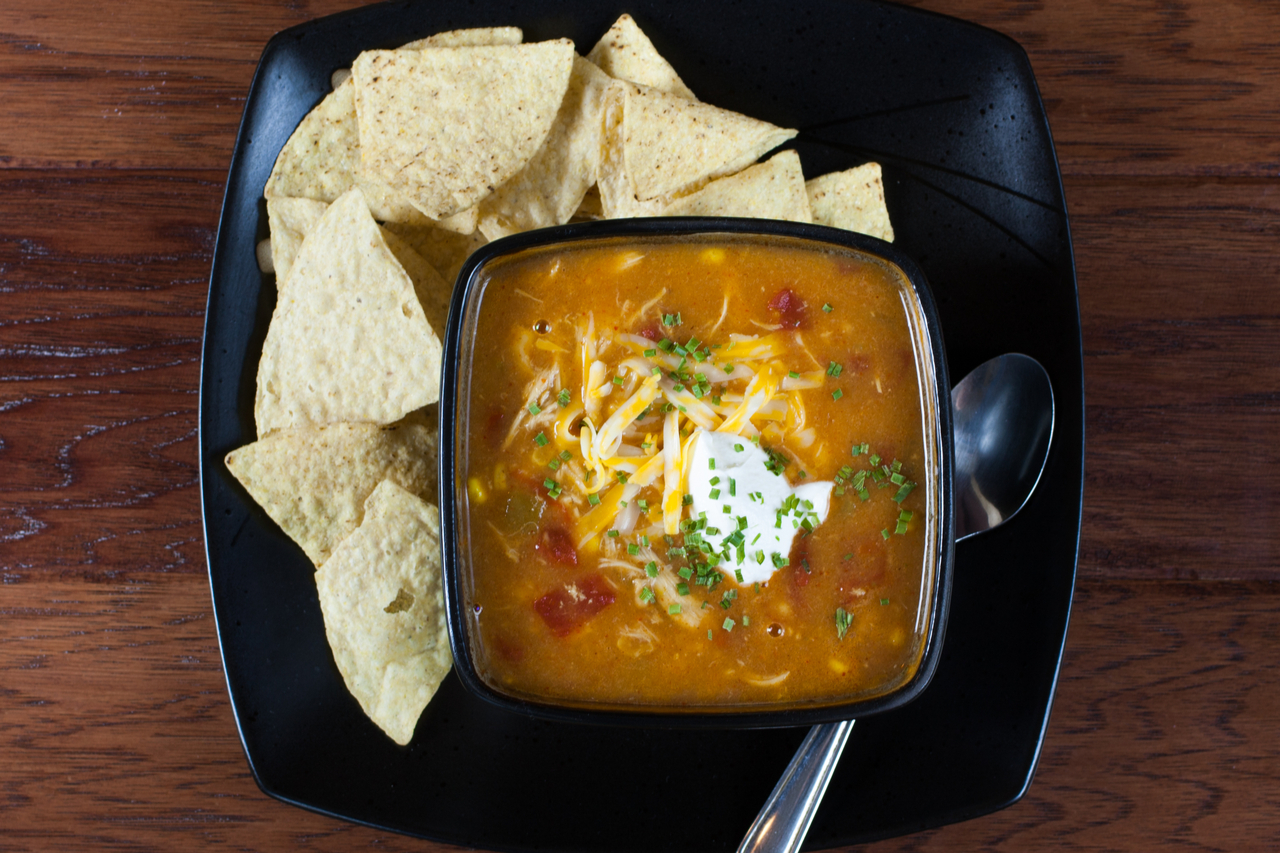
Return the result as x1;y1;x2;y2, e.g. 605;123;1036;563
3;1;1277;849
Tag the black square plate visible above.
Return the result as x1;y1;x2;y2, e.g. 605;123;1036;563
200;2;1082;849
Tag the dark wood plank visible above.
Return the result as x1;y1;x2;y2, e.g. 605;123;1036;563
1071;175;1280;580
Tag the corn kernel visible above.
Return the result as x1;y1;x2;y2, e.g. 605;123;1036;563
492;464;508;491
468;476;488;504
701;247;726;264
828;658;850;675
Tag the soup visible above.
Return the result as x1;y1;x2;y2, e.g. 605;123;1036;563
456;235;939;710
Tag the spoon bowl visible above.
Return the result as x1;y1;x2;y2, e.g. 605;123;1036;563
739;352;1055;853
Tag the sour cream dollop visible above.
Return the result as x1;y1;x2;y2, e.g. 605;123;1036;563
686;429;833;585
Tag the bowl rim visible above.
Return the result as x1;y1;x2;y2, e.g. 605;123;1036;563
438;217;955;730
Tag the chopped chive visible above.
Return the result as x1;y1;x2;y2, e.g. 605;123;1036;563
547;459;560;471
708;629;714;640
528;402;542;415
881;598;890;606
668;604;682;615
643;348;657;358
678;567;693;580
612;376;624;386
587;493;601;506
677;582;690;596
835;608;853;640
788;370;800;379
729;478;737;496
827;361;843;378
708;458;716;470
542;478;556;490
709;488;721;499
639;586;655;603
646;562;659;577
534;432;548;447
832;388;844;400
881;528;890;540
893;482;917;503
822;303;833;313
628;543;641;555
722;617;735;632
607;529;619;538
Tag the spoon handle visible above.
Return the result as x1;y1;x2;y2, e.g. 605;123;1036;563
736;720;855;853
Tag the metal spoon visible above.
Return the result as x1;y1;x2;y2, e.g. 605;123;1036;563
737;353;1055;853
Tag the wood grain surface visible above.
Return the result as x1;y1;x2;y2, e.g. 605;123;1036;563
2;1;1278;850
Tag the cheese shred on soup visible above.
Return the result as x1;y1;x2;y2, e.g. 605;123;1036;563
459;235;939;710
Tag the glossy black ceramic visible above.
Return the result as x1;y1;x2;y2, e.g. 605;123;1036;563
200;1;1082;849
440;219;954;729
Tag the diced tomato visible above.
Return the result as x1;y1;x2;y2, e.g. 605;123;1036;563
767;288;806;329
845;353;872;374
494;636;524;663
535;525;578;566
638;324;661;341
484;404;507;448
843;540;887;588
533;574;616;637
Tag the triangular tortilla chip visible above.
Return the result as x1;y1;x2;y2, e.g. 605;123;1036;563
477;56;613;240
586;14;696;100
596;82;668;219
382;222;488;286
224;419;438;566
263;74;480;234
661;150;812;222
263;80;361;203
255;189;442;435
315;480;451;745
806;162;895;242
267;197;329;286
401;26;522;49
352;41;576;220
618;82;796;202
380;228;454;336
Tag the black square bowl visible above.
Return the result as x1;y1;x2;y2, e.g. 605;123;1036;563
438;217;955;729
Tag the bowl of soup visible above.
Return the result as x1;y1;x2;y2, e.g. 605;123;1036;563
439;217;953;728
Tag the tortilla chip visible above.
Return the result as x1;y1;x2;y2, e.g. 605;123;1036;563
263;79;361;203
383;222;489;285
478;56;613;240
315;480;451;745
596;82;668;219
267;197;330;286
618;82;796;202
806;162;895;242
224;419;438;566
661;150;812;222
401;26;522;49
380;228;453;336
353;41;576;220
586;14;696;100
263;74;477;234
570;185;603;221
255;189;442;435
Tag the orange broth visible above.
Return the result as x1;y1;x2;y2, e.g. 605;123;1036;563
458;236;938;710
